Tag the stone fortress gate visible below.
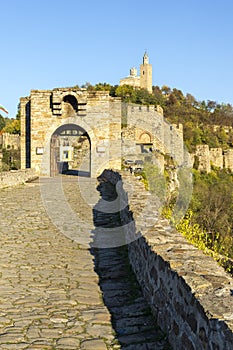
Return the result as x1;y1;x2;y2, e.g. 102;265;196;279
20;89;123;177
20;87;186;177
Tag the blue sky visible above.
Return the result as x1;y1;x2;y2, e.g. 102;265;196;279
1;0;233;117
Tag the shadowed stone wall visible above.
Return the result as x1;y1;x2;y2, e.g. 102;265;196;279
93;168;233;350
124;174;233;350
100;169;233;350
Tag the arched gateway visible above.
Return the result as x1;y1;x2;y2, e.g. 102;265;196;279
20;87;185;178
20;88;122;177
50;123;91;177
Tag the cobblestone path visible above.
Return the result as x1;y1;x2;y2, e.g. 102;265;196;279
0;175;171;349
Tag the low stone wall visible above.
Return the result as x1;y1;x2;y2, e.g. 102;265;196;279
120;173;233;350
0;168;38;188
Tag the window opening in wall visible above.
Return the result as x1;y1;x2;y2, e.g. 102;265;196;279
63;95;78;112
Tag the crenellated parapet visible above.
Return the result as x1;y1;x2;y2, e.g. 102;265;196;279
122;103;185;168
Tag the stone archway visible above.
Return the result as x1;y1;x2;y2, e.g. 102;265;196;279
50;123;91;177
139;131;152;144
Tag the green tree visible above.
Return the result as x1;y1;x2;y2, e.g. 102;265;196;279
186;93;196;106
1;118;20;134
190;170;233;256
115;85;136;102
0;114;6;130
161;85;171;96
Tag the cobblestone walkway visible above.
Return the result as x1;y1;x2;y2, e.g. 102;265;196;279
0;175;171;349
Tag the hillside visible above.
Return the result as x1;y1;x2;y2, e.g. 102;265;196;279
78;82;233;153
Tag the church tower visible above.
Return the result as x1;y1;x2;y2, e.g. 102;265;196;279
140;51;152;93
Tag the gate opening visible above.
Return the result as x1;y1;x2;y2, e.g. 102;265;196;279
50;124;91;177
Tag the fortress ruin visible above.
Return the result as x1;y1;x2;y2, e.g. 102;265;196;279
20;85;188;178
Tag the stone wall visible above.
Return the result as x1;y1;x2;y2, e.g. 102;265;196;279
0;168;37;188
122;104;186;168
224;149;233;170
21;88;186;178
193;145;233;172
18;84;233;177
195;145;211;173
20;89;122;177
210;147;223;169
120;173;233;350
0;133;20;149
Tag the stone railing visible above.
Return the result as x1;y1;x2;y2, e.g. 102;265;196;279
0;168;38;188
120;173;233;350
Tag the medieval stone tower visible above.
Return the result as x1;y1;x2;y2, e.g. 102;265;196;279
140;52;152;93
120;52;153;93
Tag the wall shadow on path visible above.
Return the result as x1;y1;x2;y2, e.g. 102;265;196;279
89;170;172;350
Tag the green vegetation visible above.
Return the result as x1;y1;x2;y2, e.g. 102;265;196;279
1;118;20;134
162;168;233;270
79;82;233;152
190;169;233;256
141;162;166;202
0;105;20;135
0;105;21;171
0;148;20;171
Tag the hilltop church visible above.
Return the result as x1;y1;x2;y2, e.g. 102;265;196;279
119;52;153;93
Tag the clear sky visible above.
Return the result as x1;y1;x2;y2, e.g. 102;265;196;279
1;0;233;117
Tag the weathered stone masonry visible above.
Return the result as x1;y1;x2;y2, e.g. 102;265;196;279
20;89;122;177
0;133;20;150
122;174;233;350
20;88;187;177
0;168;37;188
192;144;233;173
91;168;233;349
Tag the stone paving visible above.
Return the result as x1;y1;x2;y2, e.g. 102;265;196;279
0;175;171;349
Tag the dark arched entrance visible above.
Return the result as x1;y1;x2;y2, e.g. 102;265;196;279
50;124;91;177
